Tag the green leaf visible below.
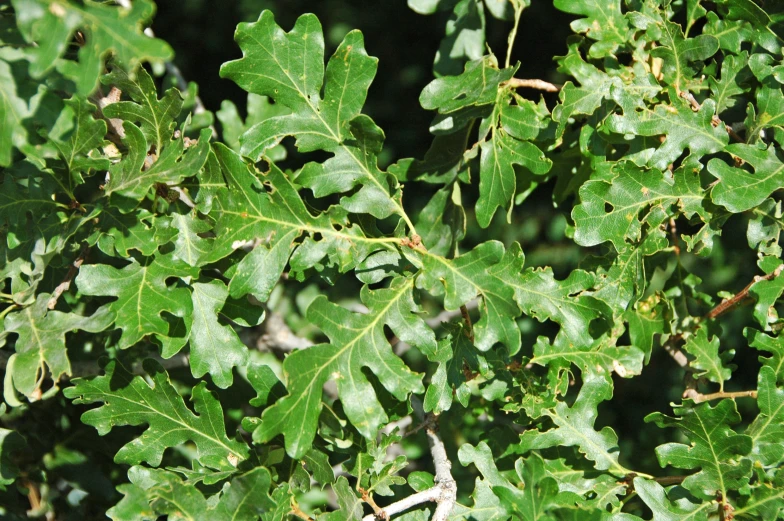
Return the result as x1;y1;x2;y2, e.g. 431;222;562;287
750;256;784;329
703;12;754;53
450;479;508;521
747;366;784;466
572;161;704;252
746;86;784;142
649;19;719;93
251;278;430;457
747;197;783;257
104;122;211;202
417;241;522;353
0;170;66;240
493;453;582;520
681;328;734;389
629;477;711;521
50;96;109;188
114;467;208;521
64;359;248;469
0;55;30;166
646;399;752;499
4;293;113;397
625;297;665;363
529;335;644;382
733;470;784;520
220;11;407;220
168;209;212;267
101;66;183;154
117;465;273;519
204;144;392;298
213;467;274;520
606;94;728;170
746;328;784;382
420;57;513;115
540;453;626;509
723;0;784;54
517;373;631;476
106;483;156;521
458;441;513;489
88;205;172;257
424;324;487;413
709;51;750;115
11;0;173;95
476;125;552;228
0;426;26;487
321;477;363;521
416;184;466;258
216;93;288;156
189;281;249;389
499;245;611;349
432;0;486;77
708;144;784;213
553;0;628;58
75;255;196;351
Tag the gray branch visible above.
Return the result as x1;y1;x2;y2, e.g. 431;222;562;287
362;415;456;521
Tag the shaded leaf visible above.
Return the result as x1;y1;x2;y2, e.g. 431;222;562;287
251;278;430;457
517;373;631;476
64;359;248;469
11;0;172;94
220;11;406;220
104;122;211;202
102;66;183;153
189;281;249;389
646;399;752;499
682;328;734;389
4;293;113;397
417;241;522;353
708;143;784;213
76;255;196;351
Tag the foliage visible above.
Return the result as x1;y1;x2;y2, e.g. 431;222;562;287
1;0;784;520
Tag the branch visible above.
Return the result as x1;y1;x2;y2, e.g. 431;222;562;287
503;78;561;92
682;388;757;404
704;264;784;320
362;415;456;521
679;91;743;142
255;310;314;352
460;305;474;342
426;299;479;328
47;245;89;310
662;334;689;368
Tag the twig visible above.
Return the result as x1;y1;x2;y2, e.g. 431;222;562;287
682;388;757;404
168;186;196;209
654;475;687;486
255;310;314;352
290;498;316;521
680;91;701;111
662;334;689;368
360;488;386;519
47;245;89;309
503;78;561;92
704;264;784;320
460;305;474;342
362;415;456;521
505;0;525;69
679;91;743;142
426;299;478;328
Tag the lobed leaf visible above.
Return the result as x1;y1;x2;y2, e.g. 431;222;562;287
64;359;248;469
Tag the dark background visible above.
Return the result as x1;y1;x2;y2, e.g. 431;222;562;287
152;0;573;163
